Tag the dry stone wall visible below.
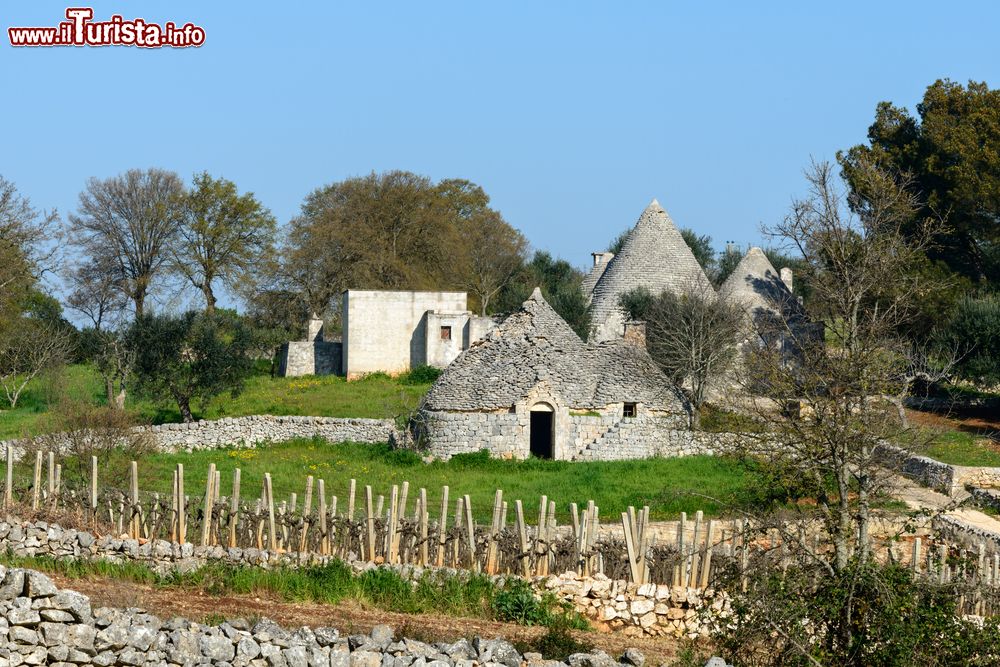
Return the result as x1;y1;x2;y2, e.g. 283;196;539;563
419;411;714;461
875;444;1000;496
0;518;728;640
0;415;400;461
2;565;742;667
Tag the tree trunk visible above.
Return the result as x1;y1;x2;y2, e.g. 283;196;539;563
113;387;126;411
203;284;216;315
105;377;115;406
176;395;194;423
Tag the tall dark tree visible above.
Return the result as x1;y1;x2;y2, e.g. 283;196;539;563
840;79;1000;286
680;228;715;274
69;168;185;317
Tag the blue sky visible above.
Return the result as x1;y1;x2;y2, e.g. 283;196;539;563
3;1;999;310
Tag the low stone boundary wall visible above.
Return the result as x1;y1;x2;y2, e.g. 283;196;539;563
0;415;402;461
0;518;726;639
932;513;1000;553
876;444;1000;496
2;565;735;667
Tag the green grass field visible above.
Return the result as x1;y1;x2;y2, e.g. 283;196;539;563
923;430;1000;467
0;364;431;440
21;439;797;522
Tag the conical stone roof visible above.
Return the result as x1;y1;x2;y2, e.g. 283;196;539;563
719;246;802;325
588;199;714;341
422;287;685;412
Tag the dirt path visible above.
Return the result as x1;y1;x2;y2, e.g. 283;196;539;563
892;474;1000;538
43;572;690;666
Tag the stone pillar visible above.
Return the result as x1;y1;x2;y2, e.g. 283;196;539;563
306;314;324;342
780;267;793;293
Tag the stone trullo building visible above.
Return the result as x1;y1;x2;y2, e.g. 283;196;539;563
416;288;697;460
585;199;714;342
718;246;813;354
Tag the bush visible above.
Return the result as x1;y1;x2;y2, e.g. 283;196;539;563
24;399;154;484
493;579;550;626
716;560;1000;666
941;294;1000;387
448;449;495;468
400;364;442;385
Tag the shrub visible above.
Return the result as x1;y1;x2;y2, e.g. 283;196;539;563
448;449;495;468
716;560;1000;666
23;399;154;484
493;579;550;625
400;364;441;385
358;371;392;382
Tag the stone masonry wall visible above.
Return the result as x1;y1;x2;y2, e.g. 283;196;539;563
875;443;1000;496
4;564;732;667
0;415;400;461
0;518;728;640
277;341;342;377
419;409;709;462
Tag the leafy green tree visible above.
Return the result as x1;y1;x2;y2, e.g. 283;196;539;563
617;286;655;321
840;79;1000;286
129;311;252;422
714;244;743;286
495;251;591;338
0;175;57;328
270;171;524;317
176;173;277;314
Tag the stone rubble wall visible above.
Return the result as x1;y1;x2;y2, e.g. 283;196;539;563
0;519;727;640
875;444;1000;496
0;415;401;461
2;564;741;667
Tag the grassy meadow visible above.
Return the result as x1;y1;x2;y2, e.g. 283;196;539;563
0;363;431;440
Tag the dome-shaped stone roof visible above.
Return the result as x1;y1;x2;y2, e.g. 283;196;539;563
422;288;686;413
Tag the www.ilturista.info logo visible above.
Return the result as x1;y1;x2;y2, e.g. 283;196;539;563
8;7;205;48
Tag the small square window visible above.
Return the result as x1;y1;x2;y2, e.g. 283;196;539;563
440;326;452;341
623;402;637;418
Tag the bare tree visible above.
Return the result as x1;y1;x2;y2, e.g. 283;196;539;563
730;158;944;570
0;319;73;408
69;169;185;317
641;282;744;428
65;255;128;332
457;210;528;315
